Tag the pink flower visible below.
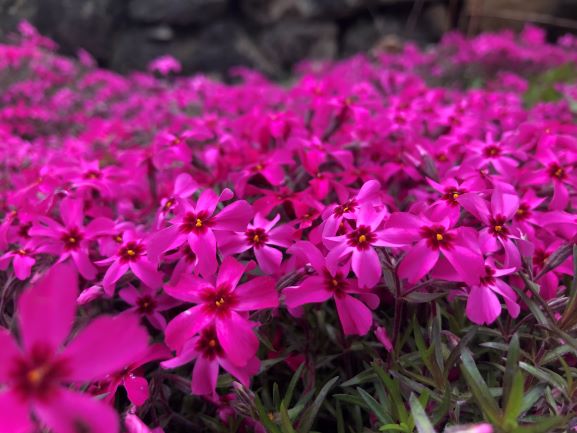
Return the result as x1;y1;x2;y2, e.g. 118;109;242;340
325;204;391;288
374;326;393;352
119;284;179;330
162;325;260;398
98;230;163;296
381;212;484;285
458;188;522;269
147;188;253;277
28;198;114;279
0;263;149;433
96;343;170;407
464;260;519;325
284;241;379;335
217;213;295;274
164;256;278;366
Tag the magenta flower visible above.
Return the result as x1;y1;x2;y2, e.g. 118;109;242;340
284;241;379;335
0;263;149;433
96;343;170;407
155;172;197;228
162;325;260;398
325;204;391;288
119;284;179;330
321;179;381;239
457;188;522;269
0;242;45;280
28;198;114;279
465;261;520;325
381;212;485;285
147;188;253;277
164;256;278;366
98;230;163;296
216;213;295;274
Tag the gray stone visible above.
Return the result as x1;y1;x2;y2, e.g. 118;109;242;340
258;20;338;69
128;0;227;25
111;21;280;77
34;0;123;60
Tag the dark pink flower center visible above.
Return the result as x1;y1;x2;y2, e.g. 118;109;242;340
514;203;531;221
18;222;32;238
83;170;102;180
483;145;501;158
323;270;347;297
442;188;465;206
201;284;238;316
534;249;550;268
347;225;376;251
181;210;213;234
119;241;145;262
548;163;566;181
489;215;509;239
421;225;454;250
61;227;84;250
479;266;496;286
246;228;268;248
136;295;156;314
334;199;358;217
195;327;224;360
9;344;69;402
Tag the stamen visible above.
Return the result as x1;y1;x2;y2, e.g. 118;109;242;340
331;279;338;287
208;339;216;348
436;233;443;241
452;193;459;199
494;225;502;232
358;234;367;243
68;237;77;243
126;249;136;256
195;218;203;228
253;234;260;242
215;297;225;307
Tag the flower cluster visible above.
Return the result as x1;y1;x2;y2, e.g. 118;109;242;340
0;21;576;433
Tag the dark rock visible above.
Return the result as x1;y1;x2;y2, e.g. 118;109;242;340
34;0;123;61
0;0;38;38
258;20;337;69
128;0;227;25
111;21;280;77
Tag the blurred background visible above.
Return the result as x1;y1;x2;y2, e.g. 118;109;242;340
1;0;576;78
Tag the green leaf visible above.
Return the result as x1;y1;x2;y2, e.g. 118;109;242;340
283;362;305;408
518;362;566;395
340;367;376;387
357;387;393;425
511;416;569;433
255;394;281;433
280;402;297;433
298;376;339;433
503;371;524;429
379;424;410;432
409;393;437;433
459;348;502;425
502;334;520;409
335;399;345;433
373;363;410;423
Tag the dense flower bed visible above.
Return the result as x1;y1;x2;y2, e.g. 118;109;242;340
1;22;577;433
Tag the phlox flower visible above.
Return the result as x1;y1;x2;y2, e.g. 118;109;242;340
119;284;179;330
0;241;47;280
465;260;519;325
28;197;114;279
0;263;149;433
96;343;170;407
98;230;163;296
457;188;522;269
164;256;278;366
162;325;260;398
380;211;484;285
216;213;294;275
325;204;391;288
147;188;252;277
284;241;379;336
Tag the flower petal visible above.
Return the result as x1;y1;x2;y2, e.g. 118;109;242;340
335;295;373;336
235;276;279;311
35;389;119;433
124;374;149;407
191;356;219;397
18;263;78;353
397;240;439;284
63;314;149;382
216;312;258;367
0;391;33;433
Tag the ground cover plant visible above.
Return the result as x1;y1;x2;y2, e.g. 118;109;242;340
1;21;577;433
